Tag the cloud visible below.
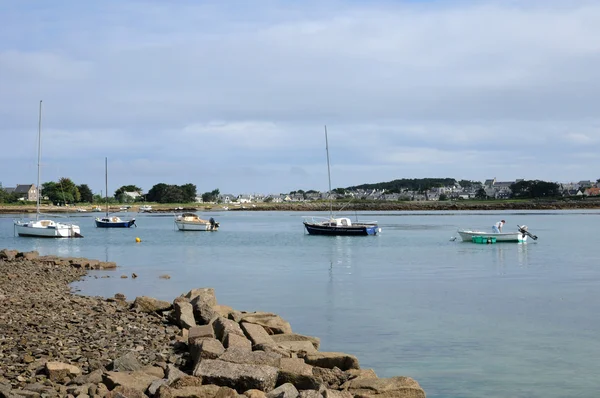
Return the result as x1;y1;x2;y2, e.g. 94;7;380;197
1;0;600;194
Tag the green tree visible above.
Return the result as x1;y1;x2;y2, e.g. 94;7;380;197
77;184;93;203
439;193;449;201
510;180;560;198
147;183;169;203
180;183;197;203
475;187;487;200
201;188;220;203
162;185;184;203
114;185;142;199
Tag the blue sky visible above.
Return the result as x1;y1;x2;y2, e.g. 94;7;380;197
1;0;599;195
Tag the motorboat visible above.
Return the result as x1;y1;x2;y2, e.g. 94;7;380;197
303;216;380;236
94;158;136;228
457;225;537;243
175;213;219;231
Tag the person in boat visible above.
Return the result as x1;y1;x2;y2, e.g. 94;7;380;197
492;220;505;233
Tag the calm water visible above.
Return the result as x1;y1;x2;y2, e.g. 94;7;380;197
1;209;600;398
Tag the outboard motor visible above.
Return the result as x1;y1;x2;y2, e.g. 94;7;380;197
209;217;216;230
518;225;538;240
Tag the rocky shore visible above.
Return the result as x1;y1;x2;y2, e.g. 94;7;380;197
2;198;599;214
0;250;425;398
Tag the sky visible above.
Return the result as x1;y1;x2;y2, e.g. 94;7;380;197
1;0;599;195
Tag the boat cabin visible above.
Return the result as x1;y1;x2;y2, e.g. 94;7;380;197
326;217;352;227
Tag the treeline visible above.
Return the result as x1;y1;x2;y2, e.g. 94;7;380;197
347;178;481;193
0;178;220;205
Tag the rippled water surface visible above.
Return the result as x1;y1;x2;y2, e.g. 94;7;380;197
2;209;599;398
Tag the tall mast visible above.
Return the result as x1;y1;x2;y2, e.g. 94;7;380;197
324;125;333;219
36;100;42;220
105;157;108;216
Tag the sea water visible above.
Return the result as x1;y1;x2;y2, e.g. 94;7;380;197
1;209;599;398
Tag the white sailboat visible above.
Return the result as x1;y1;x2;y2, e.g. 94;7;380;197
13;101;83;238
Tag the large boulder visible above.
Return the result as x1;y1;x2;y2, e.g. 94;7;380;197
303;353;359;371
271;334;320;351
219;347;282;367
184;288;217;306
212;317;245;342
102;370;161;392
132;296;172;313
0;249;18;260
276;341;316;354
193;359;279;393
173;297;196;329
240;313;292;335
266;383;299;398
241;322;275;347
277;358;320;391
343;377;426;398
190;338;225;366
189;325;216;343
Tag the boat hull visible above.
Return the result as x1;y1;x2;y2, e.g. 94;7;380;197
303;222;379;236
175;221;219;231
457;230;527;242
14;220;82;238
95;218;136;228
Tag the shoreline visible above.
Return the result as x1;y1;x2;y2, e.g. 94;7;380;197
0;250;426;398
1;198;600;214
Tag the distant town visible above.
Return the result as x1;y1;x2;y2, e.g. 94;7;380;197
2;177;600;205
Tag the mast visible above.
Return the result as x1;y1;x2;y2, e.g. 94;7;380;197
324;125;333;219
36;100;42;220
105;157;108;216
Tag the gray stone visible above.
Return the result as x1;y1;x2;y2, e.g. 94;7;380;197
239;313;292;335
266;383;299;398
276;341;316;354
212;317;245;342
190;338;225;366
45;361;82;382
224;332;252;351
303;353;359;371
189;325;215;343
184;288;217;306
102;370;161;392
343;377;426;398
240;322;275;347
278;358;320;391
111;352;143;372
219;347;281;367
193;359;279;393
173;298;196;329
132;296;172;313
270;334;320;350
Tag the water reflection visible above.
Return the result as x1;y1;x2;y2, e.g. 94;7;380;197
492;243;530;274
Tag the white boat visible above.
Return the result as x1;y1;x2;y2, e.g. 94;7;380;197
139;205;152;212
14;101;82;238
92;206;102;212
457;225;537;243
174;213;219;231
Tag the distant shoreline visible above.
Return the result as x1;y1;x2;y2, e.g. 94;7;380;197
1;199;600;214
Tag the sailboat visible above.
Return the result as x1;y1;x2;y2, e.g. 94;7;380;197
13;101;83;238
302;126;381;236
95;157;136;228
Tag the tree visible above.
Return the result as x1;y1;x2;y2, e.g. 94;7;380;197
201;189;220;203
162;185;184;203
147;183;169;203
475;187;487;200
264;196;274;203
77;184;93;203
510;180;560;198
180;183;197;203
439;193;448;201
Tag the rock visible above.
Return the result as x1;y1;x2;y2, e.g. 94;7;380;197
344;377;425;398
224;332;252;351
244;390;267;398
212;317;245;342
159;274;171;279
219;347;281;367
190;338;225;365
270;334;320;351
322;390;352;398
298;390;322;398
0;249;17;260
189;325;216;343
193;359;279;393
169;375;204;389
216;386;239;398
345;369;378;381
214;305;235;318
102;370;161;392
239;313;292;335
240;323;275;347
166;364;187;384
278;358;319;390
149;379;168;396
253;344;293;359
156;384;220;398
105;385;149;397
266;383;299;398
184;288;217;306
191;297;218;325
111;352;143;372
18;251;39;260
303;353;359;371
276;341;316;354
312;368;348;390
132;296;172;313
173;298;196;329
45;361;82;381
